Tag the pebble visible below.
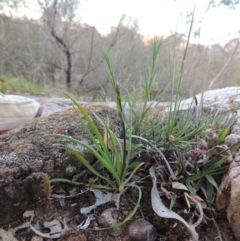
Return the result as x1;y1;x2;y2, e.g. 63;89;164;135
128;218;157;241
97;208;123;237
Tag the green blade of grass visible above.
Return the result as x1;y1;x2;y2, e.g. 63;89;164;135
195;178;204;193
202;155;228;171
50;178;84;185
205;175;218;190
217;123;233;144
206;179;214;203
186;167;227;183
56;143;117;187
185;181;196;196
94;183;142;230
94;114;124;178
50;134;114;172
67;95;111;156
49;133;121;186
50;178;116;190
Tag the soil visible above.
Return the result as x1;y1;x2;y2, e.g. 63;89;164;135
1;177;236;241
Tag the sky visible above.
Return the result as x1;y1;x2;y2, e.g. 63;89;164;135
78;0;240;46
3;0;240;46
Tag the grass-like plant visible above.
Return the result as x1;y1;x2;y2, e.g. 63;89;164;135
49;94;144;227
49;48;150;228
184;115;236;205
51;95;143;188
122;38;164;136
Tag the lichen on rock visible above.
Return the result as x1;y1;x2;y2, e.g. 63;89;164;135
0;104;122;226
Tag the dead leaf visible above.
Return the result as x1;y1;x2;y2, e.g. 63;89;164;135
77;216;91;230
30;219;68;239
8;210;35;235
80;188;121;214
0;228;18;241
229;97;237;114
172;182;189;191
160;184;172;199
150;166;199;241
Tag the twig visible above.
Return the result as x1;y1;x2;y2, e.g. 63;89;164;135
211;218;223;241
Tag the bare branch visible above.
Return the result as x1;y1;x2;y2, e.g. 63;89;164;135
208;37;240;89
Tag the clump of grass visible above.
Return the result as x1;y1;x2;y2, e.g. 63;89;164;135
49;56;144;227
48;17;235;239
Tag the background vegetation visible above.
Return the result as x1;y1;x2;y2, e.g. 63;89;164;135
0;0;239;100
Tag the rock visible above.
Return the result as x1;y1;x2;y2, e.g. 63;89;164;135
33;96;88;117
216;124;240;239
119;86;240;127
30;86;240;126
0;94;42;133
216;152;240;239
97;208;123;237
179;86;240;111
0;104;122;226
128;218;157;241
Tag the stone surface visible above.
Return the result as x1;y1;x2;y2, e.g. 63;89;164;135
0;94;42;132
216;149;240;239
178;86;240;111
216;121;240;240
128;218;157;241
97;208;123;237
4;86;240;132
0;104;122;226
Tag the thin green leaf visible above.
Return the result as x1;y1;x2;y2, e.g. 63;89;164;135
206;179;214;204
50;178;84;185
170;192;177;210
49;134;117;178
205;175;218;190
187;167;228;183
195;178;204;193
94;183;142;230
60;144;117;187
203;155;228;171
67;95;110;155
94;114;124;178
185;182;196;196
218;124;232;144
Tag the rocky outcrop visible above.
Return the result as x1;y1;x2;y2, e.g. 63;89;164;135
0;104;122;226
2;86;240;238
